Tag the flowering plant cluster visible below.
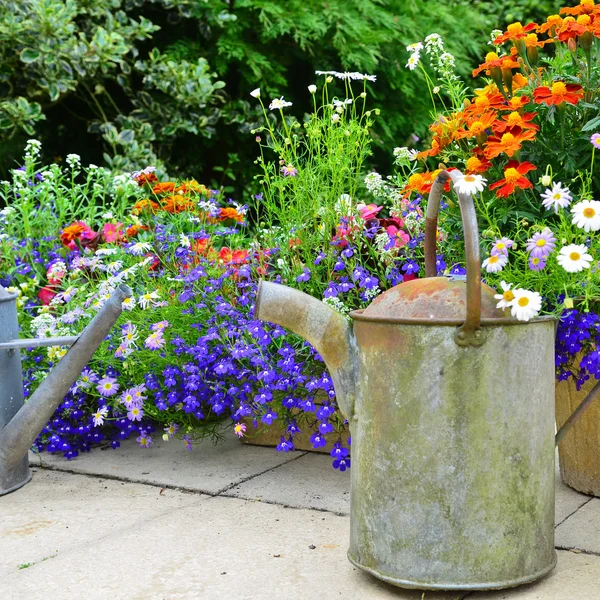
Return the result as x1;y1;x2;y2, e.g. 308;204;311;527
391;0;600;387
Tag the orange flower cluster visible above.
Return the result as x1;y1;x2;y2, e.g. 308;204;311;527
407;0;598;199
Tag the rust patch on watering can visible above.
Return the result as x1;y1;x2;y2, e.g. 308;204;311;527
361;277;506;322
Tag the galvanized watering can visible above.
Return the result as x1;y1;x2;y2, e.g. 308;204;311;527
0;284;131;495
255;170;558;591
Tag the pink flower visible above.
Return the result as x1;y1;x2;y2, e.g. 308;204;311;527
280;164;298;177
38;286;57;305
127;405;144;422
234;422;247;438
357;203;383;220
386;225;410;248
102;222;123;243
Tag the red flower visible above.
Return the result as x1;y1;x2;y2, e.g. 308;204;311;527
489;161;537;197
533;82;584;106
38;286;57;305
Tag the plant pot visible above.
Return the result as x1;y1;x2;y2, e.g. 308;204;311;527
556;373;600;497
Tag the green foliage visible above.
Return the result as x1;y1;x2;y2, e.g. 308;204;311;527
0;0;566;193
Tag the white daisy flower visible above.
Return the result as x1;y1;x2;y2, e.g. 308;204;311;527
571;200;600;232
179;233;191;248
138;290;160;310
122;296;136;311
406;52;421;71
510;289;542;322
541;182;572;212
269;97;293;110
93;406;109;427
406;42;423;53
557;244;593;273
493;281;515;309
129;241;153;256
482;253;507;273
454;173;487;195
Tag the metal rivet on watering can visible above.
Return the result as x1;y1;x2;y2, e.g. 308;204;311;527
0;284;131;495
254;170;560;591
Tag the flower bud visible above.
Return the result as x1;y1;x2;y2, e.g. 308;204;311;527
308;84;317;94
541;174;552;186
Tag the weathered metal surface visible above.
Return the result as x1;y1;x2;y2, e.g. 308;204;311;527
361;277;507;321
0;284;131;495
254;279;557;590
349;319;556;590
0;335;79;351
426;170;487;346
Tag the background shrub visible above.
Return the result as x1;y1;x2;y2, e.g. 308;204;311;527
0;0;563;196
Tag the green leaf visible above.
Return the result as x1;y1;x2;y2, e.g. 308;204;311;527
117;129;135;144
582;116;600;133
19;48;41;64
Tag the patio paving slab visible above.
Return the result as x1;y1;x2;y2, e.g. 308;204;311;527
466;550;600;599
226;451;351;514
29;432;302;495
1;470;465;600
0;469;205;578
554;473;592;525
555;497;600;554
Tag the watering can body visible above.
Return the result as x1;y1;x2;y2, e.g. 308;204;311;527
255;170;558;590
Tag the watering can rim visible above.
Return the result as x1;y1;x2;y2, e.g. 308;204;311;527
348;308;556;327
0;287;17;303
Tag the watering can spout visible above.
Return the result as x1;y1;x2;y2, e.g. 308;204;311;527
0;284;131;493
255;280;358;422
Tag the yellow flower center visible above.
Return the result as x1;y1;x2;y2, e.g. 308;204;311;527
470;121;485;134
503;291;515;302
501;133;516;145
547;15;562;26
570;252;581;261
489;256;499;264
507;22;523;35
507;112;522;126
486;52;499;62
525;33;538;46
553;193;562;200
496;242;506;250
504;167;521;184
501;59;514;69
531;257;541;265
583;207;596;218
578;15;591;25
103;383;112;390
536;239;546;247
518;297;530;307
551;82;567;96
466;157;483;171
581;0;593;8
509;96;524;109
464;175;476;183
474;96;490;109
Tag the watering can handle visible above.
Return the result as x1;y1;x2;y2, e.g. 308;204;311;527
424;170;483;347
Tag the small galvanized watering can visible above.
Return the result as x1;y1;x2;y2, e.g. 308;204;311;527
255;170;558;591
0;284;131;495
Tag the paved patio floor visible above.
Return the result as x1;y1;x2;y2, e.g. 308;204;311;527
0;434;599;599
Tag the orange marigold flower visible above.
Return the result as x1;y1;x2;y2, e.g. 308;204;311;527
538;15;564;35
484;127;537;159
560;0;596;16
162;195;197;213
134;172;158;186
465;154;492;174
60;222;87;246
557;17;590;41
125;224;148;238
151;182;176;194
132;198;159;215
403;172;435;196
494;22;538;45
219;207;244;222
533;82;584;106
506;95;531;110
455;112;498;141
489;160;537;197
512;73;529;91
464;89;506;118
493;111;539;133
176;180;210;195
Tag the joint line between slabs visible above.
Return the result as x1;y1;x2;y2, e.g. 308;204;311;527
555;545;600;558
555;496;594;528
214;450;309;495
